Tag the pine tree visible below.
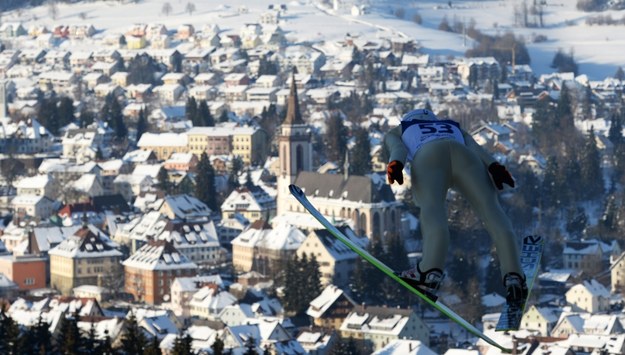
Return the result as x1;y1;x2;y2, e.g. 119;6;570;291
144;336;161;355
0;307;24;354
542;156;562;209
110;95;127;140
186;97;198;126
121;312;147;355
197;100;215;127
83;322;98;354
608;110;623;146
304;255;322;305
195;152;218;211
350;127;372;175
136;108;148;143
79;106;95;128
55;313;82;355
38;96;61;135
579;128;604;200
157;167;173;195
171;330;193;355
243;336;257;355
219;109;230;123
29;314;53;354
58;96;75;127
211;337;225;355
615;66;625;81
325;112;348;165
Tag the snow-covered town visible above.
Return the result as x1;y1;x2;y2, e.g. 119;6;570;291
1;0;625;354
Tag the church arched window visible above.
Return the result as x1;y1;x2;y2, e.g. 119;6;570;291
296;144;304;172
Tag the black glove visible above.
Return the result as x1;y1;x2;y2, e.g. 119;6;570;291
387;160;404;185
488;162;515;190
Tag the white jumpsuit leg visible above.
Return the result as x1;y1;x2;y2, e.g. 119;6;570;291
412;139;523;278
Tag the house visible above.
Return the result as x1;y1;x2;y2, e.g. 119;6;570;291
0;118;55;154
113;174;153;202
307;284;357;330
67;174;105;200
221;186;276;222
551;313;585;337
565;279;610;313
339;305;430;351
296;331;335;355
520;305;560;336
11;195;56;220
456;57;501;87
610;251;625;292
189;285;237;320
15;174;59;199
231;220;305;277
122;240;197;304
222;320;306;354
48;225;123;296
158;194;212;221
563;239;618;277
170;275;224;317
296;227;362;287
163;153;198;172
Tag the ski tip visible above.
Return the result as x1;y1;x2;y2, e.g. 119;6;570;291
289;184;303;196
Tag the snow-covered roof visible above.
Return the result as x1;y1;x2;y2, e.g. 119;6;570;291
372;339;436;355
307;284;354;318
137;132;188;147
122;241;197;271
48;226;122;259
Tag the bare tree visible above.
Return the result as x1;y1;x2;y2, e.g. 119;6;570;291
161;2;173;16
185;2;196;15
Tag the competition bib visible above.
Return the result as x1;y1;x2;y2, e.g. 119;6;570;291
400;119;465;160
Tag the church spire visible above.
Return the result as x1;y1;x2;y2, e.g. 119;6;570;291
284;70;304;125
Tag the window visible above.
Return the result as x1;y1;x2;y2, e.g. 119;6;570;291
24;278;35;286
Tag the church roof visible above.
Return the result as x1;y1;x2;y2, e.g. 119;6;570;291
294;171;395;204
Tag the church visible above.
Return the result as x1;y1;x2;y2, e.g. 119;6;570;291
275;74;402;242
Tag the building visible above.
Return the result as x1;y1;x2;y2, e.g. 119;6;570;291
189;284;238;320
339;306;430;351
565;279;610;313
49;225;123;295
0;227;47;291
221;186;276;222
186;125;268;166
231;220;306;277
137;133;188;160
307;284;357;330
122;240;197;304
296;227;362;287
170;275;224;317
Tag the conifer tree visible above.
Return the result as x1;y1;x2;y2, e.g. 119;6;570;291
83;322;98;354
157;167;173;195
195;152;218;211
38;96;61;135
211;337;225;355
243;336;257;355
579;128;603;200
542;156;562;209
186;97;198;126
79;106;95;128
325;112;348;165
219;109;230;123
197;100;215;127
0;307;24;354
29;314;53;354
55;313;82;355
121;312;147;355
144;336;161;355
171;330;193;355
136;108;148;143
350;127;372;175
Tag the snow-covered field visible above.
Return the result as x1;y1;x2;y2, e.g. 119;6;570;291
2;0;624;80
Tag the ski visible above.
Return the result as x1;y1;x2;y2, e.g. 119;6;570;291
495;235;544;331
289;184;514;353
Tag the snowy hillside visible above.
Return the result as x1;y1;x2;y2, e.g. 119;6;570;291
1;0;624;80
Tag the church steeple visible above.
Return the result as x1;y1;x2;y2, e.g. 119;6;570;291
276;68;313;216
284;70;304;125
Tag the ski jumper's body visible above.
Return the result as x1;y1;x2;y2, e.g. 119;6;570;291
384;109;524;289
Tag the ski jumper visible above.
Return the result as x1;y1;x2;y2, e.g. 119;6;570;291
384;110;523;279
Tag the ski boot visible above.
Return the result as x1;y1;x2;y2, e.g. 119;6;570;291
503;272;528;306
396;264;444;302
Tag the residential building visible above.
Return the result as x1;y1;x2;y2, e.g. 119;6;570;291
565;279;610;313
297;227;362;287
339;306;430;351
49;225;123;295
170;275;224;317
189;284;238;320
0;227;47;291
221;186;276;222
231;220;306;277
15;174;59;199
307;284;357;330
520;305;560;336
186;125;268;165
11;195;56;220
122;240;197;304
163;153;198;172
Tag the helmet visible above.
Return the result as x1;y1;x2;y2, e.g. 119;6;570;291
402;108;438;121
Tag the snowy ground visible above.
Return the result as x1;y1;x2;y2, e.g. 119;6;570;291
1;0;624;80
